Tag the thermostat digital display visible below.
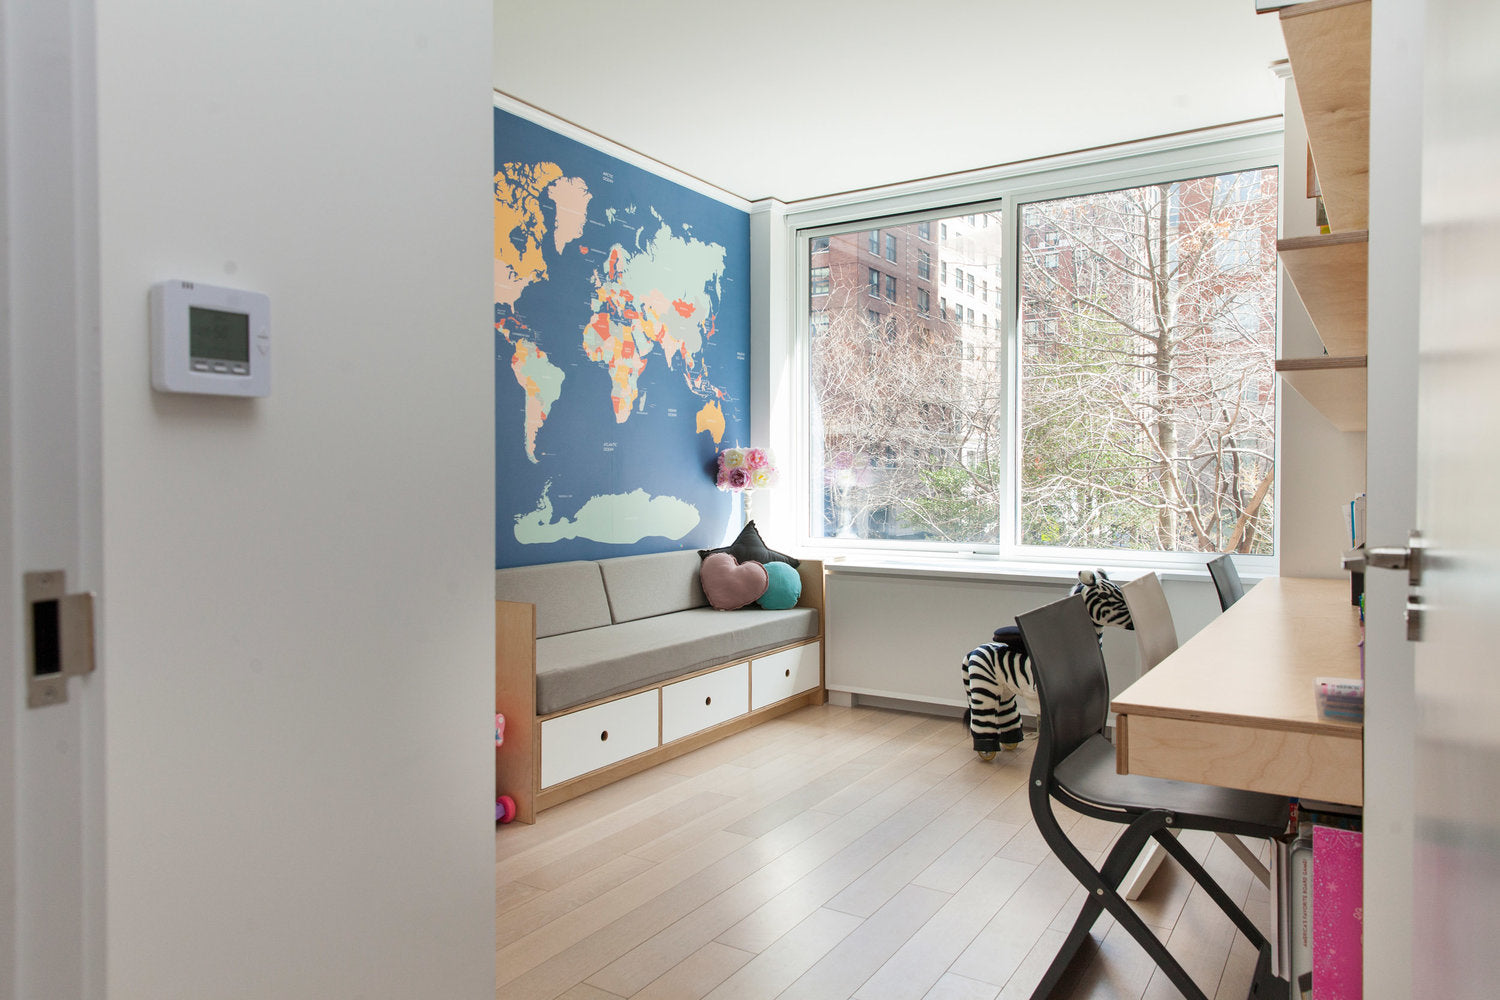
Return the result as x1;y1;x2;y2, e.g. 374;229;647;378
150;280;270;396
190;306;251;364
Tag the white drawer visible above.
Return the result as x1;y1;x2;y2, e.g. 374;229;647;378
661;662;749;744
540;690;659;788
751;642;821;711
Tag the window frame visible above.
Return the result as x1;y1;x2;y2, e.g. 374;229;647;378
783;123;1283;576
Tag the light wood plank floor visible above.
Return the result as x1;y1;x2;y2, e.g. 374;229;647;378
496;703;1272;1000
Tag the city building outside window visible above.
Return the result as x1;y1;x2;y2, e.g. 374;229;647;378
810;266;830;296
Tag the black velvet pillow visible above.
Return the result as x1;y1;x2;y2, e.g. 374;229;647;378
698;520;801;568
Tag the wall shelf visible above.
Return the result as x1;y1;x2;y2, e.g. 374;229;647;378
1276;355;1367;432
1277;0;1370;433
1280;0;1371;232
1277;230;1368;356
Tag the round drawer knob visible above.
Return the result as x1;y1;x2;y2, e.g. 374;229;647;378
600;730;609;741
704;696;712;706
785;668;791;677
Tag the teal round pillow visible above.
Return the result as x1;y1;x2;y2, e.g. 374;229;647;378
757;560;802;610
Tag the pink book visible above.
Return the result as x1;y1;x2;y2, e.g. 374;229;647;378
1312;825;1363;999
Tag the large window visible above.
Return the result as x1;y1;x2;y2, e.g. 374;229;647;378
1018;174;1278;554
804;162;1279;557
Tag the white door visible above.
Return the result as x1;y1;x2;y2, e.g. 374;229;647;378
1409;0;1500;994
1;0;104;996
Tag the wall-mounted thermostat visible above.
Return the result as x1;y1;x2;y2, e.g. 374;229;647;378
150;280;270;396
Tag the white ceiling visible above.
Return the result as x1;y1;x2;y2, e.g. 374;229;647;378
493;1;1288;204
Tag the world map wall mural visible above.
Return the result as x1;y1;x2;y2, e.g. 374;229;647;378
494;105;750;568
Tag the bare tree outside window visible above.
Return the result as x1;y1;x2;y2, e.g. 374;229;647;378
805;169;1278;555
1018;169;1279;553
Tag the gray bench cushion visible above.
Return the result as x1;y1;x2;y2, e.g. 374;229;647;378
597;549;709;623
535;607;820;715
495;561;611;639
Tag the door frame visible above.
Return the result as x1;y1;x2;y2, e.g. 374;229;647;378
1363;0;1424;995
1;0;105;996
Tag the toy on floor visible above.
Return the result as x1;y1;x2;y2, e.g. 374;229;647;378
960;569;1135;760
495;712;516;824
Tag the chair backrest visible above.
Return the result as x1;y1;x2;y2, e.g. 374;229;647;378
1207;553;1245;611
1016;594;1110;767
1120;572;1179;672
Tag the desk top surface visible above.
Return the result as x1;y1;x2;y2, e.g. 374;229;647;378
1110;576;1363;739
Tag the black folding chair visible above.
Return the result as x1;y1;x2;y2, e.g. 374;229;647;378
1207;553;1246;611
1015;594;1290;1000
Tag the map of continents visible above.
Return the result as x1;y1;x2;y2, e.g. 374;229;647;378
493;107;749;568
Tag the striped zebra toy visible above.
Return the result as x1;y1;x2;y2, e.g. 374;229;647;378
961;569;1133;758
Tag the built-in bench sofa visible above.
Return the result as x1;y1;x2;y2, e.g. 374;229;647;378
495;549;825;823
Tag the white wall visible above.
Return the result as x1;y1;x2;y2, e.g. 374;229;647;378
825;568;1224;711
94;4;494;997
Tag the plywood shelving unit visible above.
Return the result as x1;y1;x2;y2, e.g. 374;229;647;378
1277;230;1368;356
1274;355;1368;432
1280;0;1372;231
1277;0;1371;432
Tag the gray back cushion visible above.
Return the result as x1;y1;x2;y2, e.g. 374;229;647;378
494;561;611;638
598;550;708;623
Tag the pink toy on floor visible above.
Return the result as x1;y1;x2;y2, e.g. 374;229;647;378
495;713;516;823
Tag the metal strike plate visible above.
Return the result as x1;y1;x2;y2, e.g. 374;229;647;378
1405;599;1424;643
24;570;96;708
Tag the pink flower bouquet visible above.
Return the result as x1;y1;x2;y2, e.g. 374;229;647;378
717;447;778;492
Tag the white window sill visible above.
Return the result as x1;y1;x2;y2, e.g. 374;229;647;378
811;549;1266;587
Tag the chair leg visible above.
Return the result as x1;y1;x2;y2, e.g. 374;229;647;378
1217;832;1272;888
1029;820;1151;999
1152;829;1291;1000
1153;829;1267;948
1030;819;1156;999
1029;808;1214;1000
1119;837;1173;900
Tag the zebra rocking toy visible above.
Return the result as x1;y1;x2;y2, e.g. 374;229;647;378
961;569;1134;759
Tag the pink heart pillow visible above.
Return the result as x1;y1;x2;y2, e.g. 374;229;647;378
699;552;769;610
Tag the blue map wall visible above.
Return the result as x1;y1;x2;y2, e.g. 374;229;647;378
494;106;750;568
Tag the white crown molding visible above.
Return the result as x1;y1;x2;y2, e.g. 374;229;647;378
493;91;752;212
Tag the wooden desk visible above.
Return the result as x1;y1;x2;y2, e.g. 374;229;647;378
1111;577;1364;806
